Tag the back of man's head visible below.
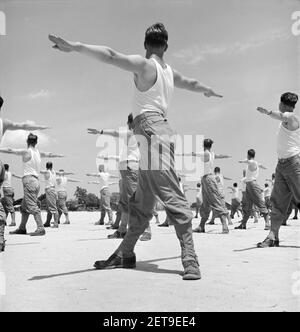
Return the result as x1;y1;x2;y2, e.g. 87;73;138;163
144;23;168;49
281;92;298;108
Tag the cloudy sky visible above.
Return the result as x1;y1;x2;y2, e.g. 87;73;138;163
0;0;299;202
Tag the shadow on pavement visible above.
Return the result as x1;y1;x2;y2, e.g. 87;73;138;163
234;245;300;252
28;256;182;281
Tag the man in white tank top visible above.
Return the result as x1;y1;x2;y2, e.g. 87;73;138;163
40;162;59;228
235;149;270;230
0;96;50;249
1;164;16;226
208;167;233;226
55;169;80;225
256;92;300;247
0;133;64;236
179;139;232;233
227;183;242;219
50;23;222;280
87;165;119;226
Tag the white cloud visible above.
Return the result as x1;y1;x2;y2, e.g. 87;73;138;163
172;30;290;64
27;89;53;100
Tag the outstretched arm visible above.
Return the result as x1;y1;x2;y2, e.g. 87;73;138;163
176;152;204;157
173;69;222;98
0;147;27;156
40;152;64;158
215;154;232;159
258;164;267;170
2;119;50;134
68;178;81;183
86;173;99;177
61;172;74;176
224;176;233;181
12;174;22;179
97;154;120;161
87;128;121;137
49;35;148;74
257;107;299;126
88;181;100;185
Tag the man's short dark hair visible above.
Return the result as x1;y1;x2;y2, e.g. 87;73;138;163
233;183;238;187
214;167;220;173
197;182;201;187
4;164;9;171
144;23;168;48
265;183;269;187
248;149;255;159
127;113;133;125
0;96;3;109
281;92;298;108
46;162;53;170
204;138;214;149
27;133;38;147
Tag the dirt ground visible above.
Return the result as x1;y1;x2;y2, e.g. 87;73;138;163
0;211;299;312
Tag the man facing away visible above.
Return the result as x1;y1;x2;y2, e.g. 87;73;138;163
0;96;50;249
1;164;16;226
56;169;80;225
0;133;64;236
256;92;300;247
49;22;222;280
40;161;61;228
228;182;242;219
88;113;140;239
235;149;270;230
87;165;119;226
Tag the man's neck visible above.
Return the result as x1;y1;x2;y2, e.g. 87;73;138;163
146;51;164;60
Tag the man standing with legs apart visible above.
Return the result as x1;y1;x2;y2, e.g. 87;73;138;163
87;166;119;226
257;92;300;247
228;183;242;219
0;133;64;236
56;170;80;225
0;96;50;249
235;149;270;230
2;164;16;226
185;139;231;234
41;162;59;228
49;22;222;280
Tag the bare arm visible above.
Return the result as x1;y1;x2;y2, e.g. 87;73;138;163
97;154;120;161
215;154;232;159
0;147;27;156
12;174;22;179
2;119;50;134
87;128;121;137
40;152;64;158
88;181;100;185
67;178;81;183
223;176;233;181
86;173;99;177
172;69;222;98
49;35;148;74
258;164;267;170
257;107;299;126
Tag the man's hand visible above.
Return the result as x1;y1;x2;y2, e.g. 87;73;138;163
97;154;108;160
87;128;101;135
257;107;270;115
204;88;223;98
49;35;77;53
